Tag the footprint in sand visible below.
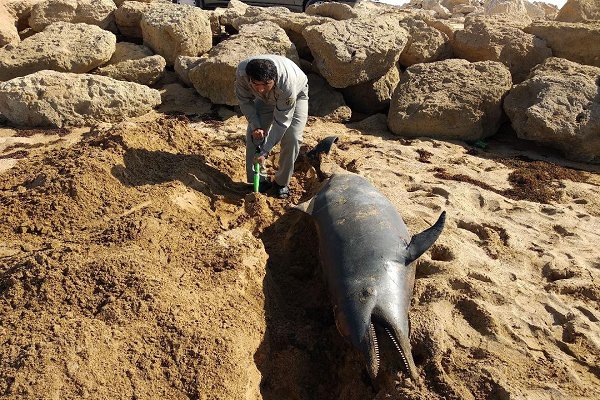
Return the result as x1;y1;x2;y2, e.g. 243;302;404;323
415;243;455;277
457;220;510;259
454;297;499;336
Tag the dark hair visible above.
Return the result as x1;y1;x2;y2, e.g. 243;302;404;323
245;59;277;82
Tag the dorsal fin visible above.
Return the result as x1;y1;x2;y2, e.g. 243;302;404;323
406;211;446;265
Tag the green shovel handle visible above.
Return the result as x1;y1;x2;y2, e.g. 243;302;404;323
253;161;260;192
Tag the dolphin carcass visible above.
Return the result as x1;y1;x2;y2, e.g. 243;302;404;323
297;137;446;380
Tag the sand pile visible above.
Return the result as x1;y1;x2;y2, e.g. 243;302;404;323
1;113;599;399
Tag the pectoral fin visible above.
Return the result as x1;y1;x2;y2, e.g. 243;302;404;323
406;211;446;265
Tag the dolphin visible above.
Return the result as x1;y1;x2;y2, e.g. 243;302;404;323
297;137;446;380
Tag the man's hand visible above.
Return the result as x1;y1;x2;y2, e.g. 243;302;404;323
252;128;265;140
254;155;266;164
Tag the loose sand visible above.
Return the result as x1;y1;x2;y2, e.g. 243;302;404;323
0;109;598;399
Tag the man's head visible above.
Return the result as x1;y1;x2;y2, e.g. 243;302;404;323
246;58;277;94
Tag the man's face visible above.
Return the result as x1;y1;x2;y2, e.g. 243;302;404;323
250;79;275;95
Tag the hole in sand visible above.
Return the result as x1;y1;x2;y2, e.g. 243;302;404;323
429;244;455;262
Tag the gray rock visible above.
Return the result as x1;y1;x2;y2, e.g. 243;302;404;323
0;22;116;82
504;57;600;163
388;59;512;140
0;70;161;127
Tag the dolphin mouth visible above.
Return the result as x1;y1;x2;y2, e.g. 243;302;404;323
365;317;415;380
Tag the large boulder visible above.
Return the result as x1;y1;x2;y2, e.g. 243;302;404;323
232;6;332;61
556;0;600;22
452;16;552;83
0;5;19;47
307;74;352;122
114;1;154;39
303;16;409;88
0;70;161;127
523;1;546;20
188;21;299;106
141;3;212;66
388;59;512;140
341;63;401;115
0;22;116;82
504;57;600;163
174;55;203;87
483;0;532;24
4;0;45;31
525;21;600;67
533;1;559;20
94;42;166;86
304;2;359;20
28;0;116;32
399;17;452;67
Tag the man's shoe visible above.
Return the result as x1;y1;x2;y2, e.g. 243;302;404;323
273;183;290;199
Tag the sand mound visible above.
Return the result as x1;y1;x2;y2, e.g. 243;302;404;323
1;114;599;399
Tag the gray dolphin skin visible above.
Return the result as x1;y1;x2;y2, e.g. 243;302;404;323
299;137;446;380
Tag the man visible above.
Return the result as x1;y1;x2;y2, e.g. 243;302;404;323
234;54;309;198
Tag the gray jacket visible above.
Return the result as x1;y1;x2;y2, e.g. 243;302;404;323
235;55;308;156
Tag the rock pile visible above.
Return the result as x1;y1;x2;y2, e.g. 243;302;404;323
0;0;598;162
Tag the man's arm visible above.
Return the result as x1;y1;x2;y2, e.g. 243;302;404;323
259;92;296;156
234;77;261;131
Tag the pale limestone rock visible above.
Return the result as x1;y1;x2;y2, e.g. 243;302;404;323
114;1;154;38
423;0;452;19
504;57;600;163
304;2;359;20
94;42;165;86
399;17;452;67
341;63;400;115
525;21;600;67
388;59;512;140
5;0;51;30
452;16;551;82
188;21;299;106
533;1;559;20
483;0;532;24
232;6;332;61
174;55;203;87
524;1;546;20
0;70;161;127
307;74;351;122
141;2;212;65
556;0;600;22
219;0;249;27
0;5;19;47
28;0;116;32
303;16;409;88
0;22;116;81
